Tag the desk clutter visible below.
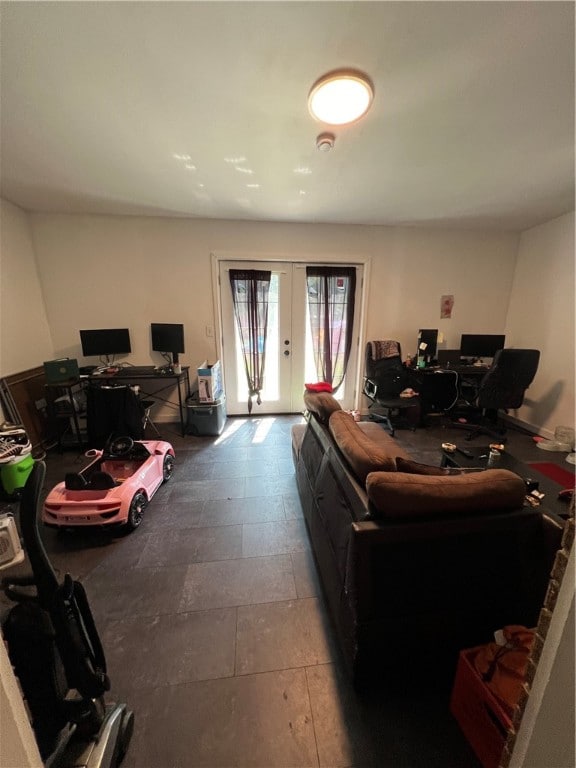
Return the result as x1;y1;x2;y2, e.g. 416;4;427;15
42;350;229;444
362;332;541;444
410;330;507;370
43;364;193;447
89;364;179;377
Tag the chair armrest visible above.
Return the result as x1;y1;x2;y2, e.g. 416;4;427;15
363;377;378;399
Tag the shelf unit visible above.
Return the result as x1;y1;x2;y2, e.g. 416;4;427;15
45;379;87;450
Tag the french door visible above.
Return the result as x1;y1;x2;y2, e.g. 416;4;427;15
218;260;362;415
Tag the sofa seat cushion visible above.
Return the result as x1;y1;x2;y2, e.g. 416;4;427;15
303;391;342;424
357;422;411;457
395;456;451;475
395;456;487;476
329;410;398;482
366;469;526;518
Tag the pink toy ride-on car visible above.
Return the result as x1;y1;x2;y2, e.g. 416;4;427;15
43;436;175;532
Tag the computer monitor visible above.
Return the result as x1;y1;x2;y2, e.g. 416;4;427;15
460;334;505;360
79;328;131;363
151;323;185;365
416;329;438;367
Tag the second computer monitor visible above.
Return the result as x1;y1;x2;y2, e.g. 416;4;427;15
151;323;185;365
460;334;505;359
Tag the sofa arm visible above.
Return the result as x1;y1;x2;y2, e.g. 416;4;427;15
303;391;342;424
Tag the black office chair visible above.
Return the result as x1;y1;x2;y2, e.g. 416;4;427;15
362;340;420;436
86;384;146;448
457;348;540;441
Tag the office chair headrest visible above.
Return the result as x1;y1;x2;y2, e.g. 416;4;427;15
367;341;401;361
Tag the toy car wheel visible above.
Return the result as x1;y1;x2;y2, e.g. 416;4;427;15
162;454;174;482
126;491;147;531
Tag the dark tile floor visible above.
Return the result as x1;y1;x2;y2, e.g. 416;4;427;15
2;413;573;767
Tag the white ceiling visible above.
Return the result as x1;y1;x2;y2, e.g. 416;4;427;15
1;1;574;231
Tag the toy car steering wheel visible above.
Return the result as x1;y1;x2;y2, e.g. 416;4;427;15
108;436;134;456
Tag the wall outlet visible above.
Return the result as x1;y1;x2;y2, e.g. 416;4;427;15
206;325;214;338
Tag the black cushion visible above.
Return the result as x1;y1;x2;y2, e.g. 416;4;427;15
65;473;88;490
88;471;117;490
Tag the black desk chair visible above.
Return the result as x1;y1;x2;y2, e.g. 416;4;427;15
362;340;420;436
86;384;145;449
457;348;540;441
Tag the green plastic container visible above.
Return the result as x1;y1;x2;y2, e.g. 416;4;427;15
1;454;35;496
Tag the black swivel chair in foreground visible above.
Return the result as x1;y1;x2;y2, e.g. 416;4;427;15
362;340;420;436
1;462;133;766
457;348;540;441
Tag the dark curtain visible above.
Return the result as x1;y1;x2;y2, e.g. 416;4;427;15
229;269;272;413
306;266;356;393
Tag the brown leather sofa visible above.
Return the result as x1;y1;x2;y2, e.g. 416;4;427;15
292;392;563;688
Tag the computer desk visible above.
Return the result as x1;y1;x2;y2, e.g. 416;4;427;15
86;366;191;436
410;365;488;416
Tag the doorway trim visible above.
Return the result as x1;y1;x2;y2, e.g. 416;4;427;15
210;250;372;411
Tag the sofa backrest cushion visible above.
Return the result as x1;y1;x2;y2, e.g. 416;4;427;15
303;391;342;424
329;410;397;482
366;469;526;518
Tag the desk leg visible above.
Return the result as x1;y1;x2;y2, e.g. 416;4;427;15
71;407;84;449
178;372;190;436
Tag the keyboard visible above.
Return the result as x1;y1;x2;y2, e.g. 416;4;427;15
117;366;158;375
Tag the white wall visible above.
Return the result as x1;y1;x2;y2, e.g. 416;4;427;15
0;200;47;767
364;226;519;352
0;640;42;768
29;212;518;377
510;546;575;768
0;200;54;376
505;211;575;437
3;206;574;430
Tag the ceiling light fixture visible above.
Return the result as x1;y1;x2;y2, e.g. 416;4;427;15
308;69;374;126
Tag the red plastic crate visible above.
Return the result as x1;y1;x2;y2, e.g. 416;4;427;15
450;647;513;768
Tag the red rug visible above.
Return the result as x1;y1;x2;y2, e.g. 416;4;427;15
528;462;576;489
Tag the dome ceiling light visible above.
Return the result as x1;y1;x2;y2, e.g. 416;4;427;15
308;69;374;126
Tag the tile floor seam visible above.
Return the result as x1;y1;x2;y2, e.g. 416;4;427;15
100;552;306;570
168;594;323;616
304;666;323;768
96;601;319;623
233;605;239;677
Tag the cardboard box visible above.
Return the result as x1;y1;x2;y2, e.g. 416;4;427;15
197;360;223;402
450;647;512;768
